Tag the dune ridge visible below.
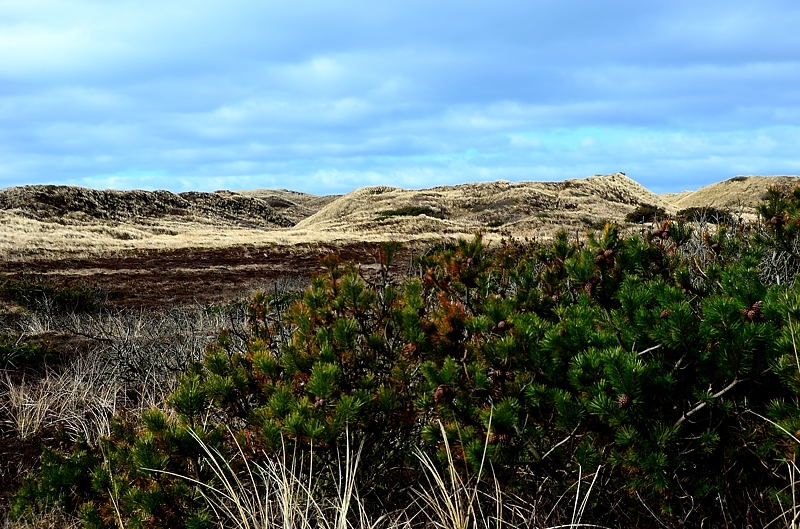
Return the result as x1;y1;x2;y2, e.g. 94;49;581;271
1;173;798;259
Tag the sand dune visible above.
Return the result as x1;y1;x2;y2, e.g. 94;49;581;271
297;172;674;236
666;175;800;211
1;173;797;259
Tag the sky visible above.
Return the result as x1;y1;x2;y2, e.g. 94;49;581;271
1;1;799;195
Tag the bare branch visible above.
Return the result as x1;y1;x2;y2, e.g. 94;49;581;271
674;378;743;428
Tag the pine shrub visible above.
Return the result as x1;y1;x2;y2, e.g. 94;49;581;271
0;335;56;370
677;205;737;225
625;203;667;223
0;278;103;313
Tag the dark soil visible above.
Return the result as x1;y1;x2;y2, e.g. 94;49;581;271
1;242;413;309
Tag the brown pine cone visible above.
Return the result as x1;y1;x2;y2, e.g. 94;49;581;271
741;301;764;321
433;384;453;404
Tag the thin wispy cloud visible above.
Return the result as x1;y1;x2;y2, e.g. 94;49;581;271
1;1;799;194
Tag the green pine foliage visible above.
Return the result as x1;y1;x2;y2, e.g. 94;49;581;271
15;194;800;527
0;278;103;313
0;335;56;370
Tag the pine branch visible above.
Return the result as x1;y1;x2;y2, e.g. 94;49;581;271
674;378;743;428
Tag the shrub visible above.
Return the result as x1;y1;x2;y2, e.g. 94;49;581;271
625;203;667;223
377;205;445;220
677;206;736;225
0;278;103;314
755;185;800;283
0;335;56;370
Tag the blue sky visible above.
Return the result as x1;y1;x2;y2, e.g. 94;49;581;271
1;1;799;195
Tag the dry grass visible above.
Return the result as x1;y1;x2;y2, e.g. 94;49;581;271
148;429;386;529
1;358;123;443
0;210;301;260
0;173;681;261
143;423;608;529
5;173;800;263
666;175;800;212
0;508;81;529
0;302;247;447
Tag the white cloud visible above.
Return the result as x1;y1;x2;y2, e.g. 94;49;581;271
2;1;800;194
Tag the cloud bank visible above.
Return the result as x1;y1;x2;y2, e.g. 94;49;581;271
2;1;799;194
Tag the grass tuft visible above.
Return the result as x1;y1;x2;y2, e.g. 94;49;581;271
147;428;391;529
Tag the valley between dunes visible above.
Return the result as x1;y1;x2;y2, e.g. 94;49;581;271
1;173;798;307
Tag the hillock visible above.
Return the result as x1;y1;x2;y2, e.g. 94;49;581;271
0;185;296;228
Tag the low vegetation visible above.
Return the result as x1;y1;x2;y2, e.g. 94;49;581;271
377;205;447;220
0;278;104;314
0;335;55;371
676;206;738;225
6;186;800;528
624;203;667;223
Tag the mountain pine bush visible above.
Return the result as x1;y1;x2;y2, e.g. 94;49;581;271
13;187;800;528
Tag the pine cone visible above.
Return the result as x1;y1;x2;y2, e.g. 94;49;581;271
494;320;513;332
740;301;764;321
660;308;672;319
617;394;631;408
595;249;615;267
433;384;453;404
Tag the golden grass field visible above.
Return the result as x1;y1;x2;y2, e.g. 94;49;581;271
3;173;798;262
0;172;755;260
